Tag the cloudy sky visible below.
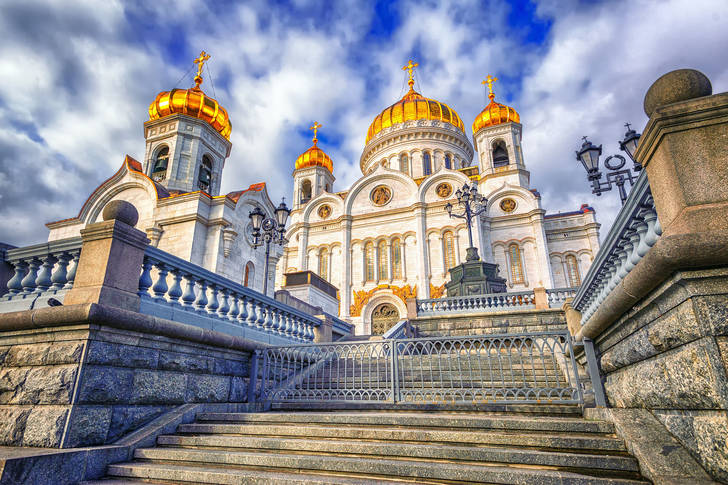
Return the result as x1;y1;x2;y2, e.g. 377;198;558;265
1;0;726;246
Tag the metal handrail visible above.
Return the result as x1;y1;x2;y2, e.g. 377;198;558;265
255;331;583;405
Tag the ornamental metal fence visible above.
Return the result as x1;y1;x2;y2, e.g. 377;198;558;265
254;331;583;405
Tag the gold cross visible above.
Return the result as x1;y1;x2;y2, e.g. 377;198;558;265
402;59;419;88
482;75;498;99
310;121;322;145
194;51;211;78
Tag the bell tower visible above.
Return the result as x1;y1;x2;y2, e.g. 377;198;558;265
143;51;232;196
292;122;335;209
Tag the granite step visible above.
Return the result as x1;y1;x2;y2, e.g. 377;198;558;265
269;401;583;414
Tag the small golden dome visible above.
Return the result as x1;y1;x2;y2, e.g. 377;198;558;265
295;122;333;173
365;60;465;144
472;75;520;134
148;51;232;140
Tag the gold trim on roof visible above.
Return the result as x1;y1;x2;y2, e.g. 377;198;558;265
295;122;333;172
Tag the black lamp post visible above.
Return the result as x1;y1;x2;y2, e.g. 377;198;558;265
445;183;487;262
249;199;290;295
576;123;642;204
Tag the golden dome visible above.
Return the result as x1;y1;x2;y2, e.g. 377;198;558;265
295;122;333;173
365;60;465;144
472;75;520;134
148;51;232;140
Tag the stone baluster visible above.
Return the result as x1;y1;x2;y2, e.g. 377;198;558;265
238;295;250;326
206;285;219;315
63;252;79;290
167;269;184;304
51;252;72;290
283;313;293;338
181;274;197;308
35;254;57;292
217;289;230;318
227;292;239;321
269;307;280;335
194;280;208;313
151;262;169;302
247;298;259;328
6;261;28;295
21;258;42;295
256;302;267;330
138;259;154;298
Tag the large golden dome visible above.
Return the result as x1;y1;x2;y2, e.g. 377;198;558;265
366;61;465;144
295;122;333;173
472;76;520;134
148;51;232;140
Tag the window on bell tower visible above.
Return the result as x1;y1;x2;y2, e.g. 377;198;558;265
565;255;581;286
492;141;509;168
444;154;451;169
198;155;213;192
301;180;312;204
423;152;432;175
152;146;169;182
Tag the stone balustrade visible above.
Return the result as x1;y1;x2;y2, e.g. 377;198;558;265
138;246;319;344
0;237;82;312
571;172;662;325
416;290;536;317
546;287;578;308
382;319;418;339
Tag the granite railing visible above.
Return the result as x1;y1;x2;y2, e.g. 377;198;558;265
571;172;661;325
382;319;418;339
331;316;355;339
138;246;319;344
416;290;536;317
546;287;578;308
0;237;82;312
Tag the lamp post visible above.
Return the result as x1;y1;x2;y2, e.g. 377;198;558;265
576;123;642;204
445;183;488;262
249;199;290;295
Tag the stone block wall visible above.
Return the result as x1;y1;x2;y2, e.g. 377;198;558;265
591;268;728;481
413;308;567;336
0;316;254;449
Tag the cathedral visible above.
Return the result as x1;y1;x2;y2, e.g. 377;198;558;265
45;52;282;296
278;64;600;335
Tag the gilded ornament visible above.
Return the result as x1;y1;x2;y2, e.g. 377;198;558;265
436;183;452;198
317;204;332;219
370;185;392;206
349;284;417;317
500;198;517;213
429;282;446;299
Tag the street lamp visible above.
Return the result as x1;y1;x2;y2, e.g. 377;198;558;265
576;123;642;204
445;183;487;262
249;199;290;295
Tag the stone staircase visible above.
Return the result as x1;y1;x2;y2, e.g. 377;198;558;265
86;404;649;484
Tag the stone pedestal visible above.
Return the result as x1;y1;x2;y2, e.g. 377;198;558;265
445;260;506;297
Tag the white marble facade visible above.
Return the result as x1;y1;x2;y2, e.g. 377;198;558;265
279;95;600;335
46;113;282;297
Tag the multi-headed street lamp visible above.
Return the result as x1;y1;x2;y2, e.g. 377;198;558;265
576;123;642;204
445;183;488;262
249;199;290;295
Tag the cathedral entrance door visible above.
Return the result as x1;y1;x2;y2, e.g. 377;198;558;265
370;303;400;335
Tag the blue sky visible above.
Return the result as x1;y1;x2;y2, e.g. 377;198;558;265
1;0;727;246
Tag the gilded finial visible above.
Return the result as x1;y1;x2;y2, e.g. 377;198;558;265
482;75;498;100
402;59;419;90
193;50;211;88
310;121;322;146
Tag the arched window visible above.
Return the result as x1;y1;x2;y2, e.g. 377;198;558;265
509;244;525;284
399;154;409;174
565;255;581;286
443;231;456;270
198;155;213;191
301;179;312;204
152;146;169;181
378;240;388;280
423;152;432;175
444;154;451;169
492;141;509;168
365;242;375;281
318;248;329;281
243;261;255;287
392;239;402;279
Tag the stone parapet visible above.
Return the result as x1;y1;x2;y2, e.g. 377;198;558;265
412;308;567;337
0;303;262;449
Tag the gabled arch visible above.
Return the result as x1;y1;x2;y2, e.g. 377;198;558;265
343;165;419;214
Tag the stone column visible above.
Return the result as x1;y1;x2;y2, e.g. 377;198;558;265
64;200;150;311
530;212;554;288
414;203;430;298
480;218;494;263
298;224;309;270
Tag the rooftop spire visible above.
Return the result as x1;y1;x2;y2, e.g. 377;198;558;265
482;74;498;101
310;121;322;146
193;50;211;88
402;59;419;90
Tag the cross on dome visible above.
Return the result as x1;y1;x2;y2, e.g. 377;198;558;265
402;59;419;89
310;121;322;146
193;51;211;88
482;75;498;100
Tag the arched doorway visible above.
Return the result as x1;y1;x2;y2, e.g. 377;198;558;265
370;303;400;335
